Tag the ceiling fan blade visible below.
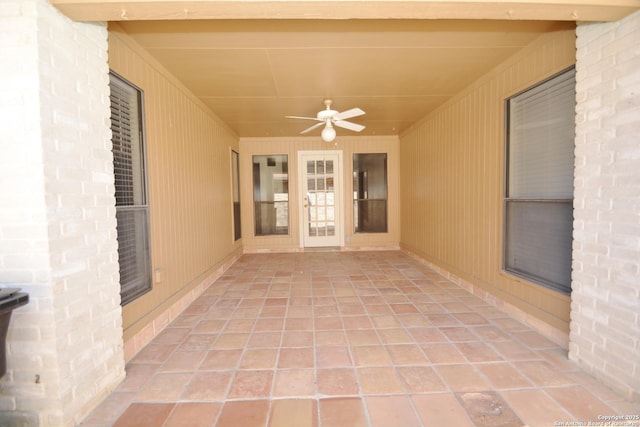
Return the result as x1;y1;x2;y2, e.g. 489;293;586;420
300;122;326;134
333;107;365;121
334;120;365;132
285;115;322;122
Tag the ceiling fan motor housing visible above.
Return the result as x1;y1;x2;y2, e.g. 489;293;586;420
317;109;338;120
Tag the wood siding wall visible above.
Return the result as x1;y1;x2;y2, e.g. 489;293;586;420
400;29;576;333
109;24;242;340
239;136;400;252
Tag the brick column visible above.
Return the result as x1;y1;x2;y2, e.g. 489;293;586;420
572;10;640;401
0;0;124;425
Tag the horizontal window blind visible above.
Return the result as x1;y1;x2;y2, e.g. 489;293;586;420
508;68;575;199
505;68;576;295
110;77;145;207
115;208;151;302
505;201;573;293
109;72;152;305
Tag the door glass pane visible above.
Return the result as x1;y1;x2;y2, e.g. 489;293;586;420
306;158;335;237
353;153;388;233
326;177;334;191
253;155;289;236
318;207;326;221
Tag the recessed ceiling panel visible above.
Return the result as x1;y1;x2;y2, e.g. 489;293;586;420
148;48;277;97
269;46;519;97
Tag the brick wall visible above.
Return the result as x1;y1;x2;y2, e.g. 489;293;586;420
571;10;640;401
0;0;124;425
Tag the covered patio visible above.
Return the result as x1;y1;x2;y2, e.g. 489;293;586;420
82;251;637;426
2;0;640;424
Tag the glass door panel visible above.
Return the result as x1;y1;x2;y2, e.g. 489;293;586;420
307;159;335;238
299;151;342;247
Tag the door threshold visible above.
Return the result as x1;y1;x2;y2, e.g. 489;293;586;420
303;246;342;252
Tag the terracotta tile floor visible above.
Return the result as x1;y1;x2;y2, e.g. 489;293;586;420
81;251;640;427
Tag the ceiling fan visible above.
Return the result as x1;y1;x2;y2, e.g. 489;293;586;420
286;99;365;142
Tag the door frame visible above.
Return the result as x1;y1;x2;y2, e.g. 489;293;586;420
297;150;345;248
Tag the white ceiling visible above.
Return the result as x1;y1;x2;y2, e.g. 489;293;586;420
115;19;576;138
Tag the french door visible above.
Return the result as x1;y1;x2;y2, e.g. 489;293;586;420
298;151;343;248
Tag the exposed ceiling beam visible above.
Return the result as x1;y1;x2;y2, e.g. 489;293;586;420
50;0;640;22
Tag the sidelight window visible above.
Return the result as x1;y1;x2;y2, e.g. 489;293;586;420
353;153;388;233
253;155;289;236
232;150;241;241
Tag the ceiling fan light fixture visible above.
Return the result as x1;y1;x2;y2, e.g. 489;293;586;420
286;99;365;141
321;124;336;142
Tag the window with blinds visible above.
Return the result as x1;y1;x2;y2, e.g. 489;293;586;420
504;67;576;295
109;72;152;305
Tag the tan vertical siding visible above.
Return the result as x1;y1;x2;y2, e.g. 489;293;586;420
108;24;241;340
239;136;400;252
400;29;576;333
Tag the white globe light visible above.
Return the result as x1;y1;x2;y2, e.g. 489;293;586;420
321;125;336;142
